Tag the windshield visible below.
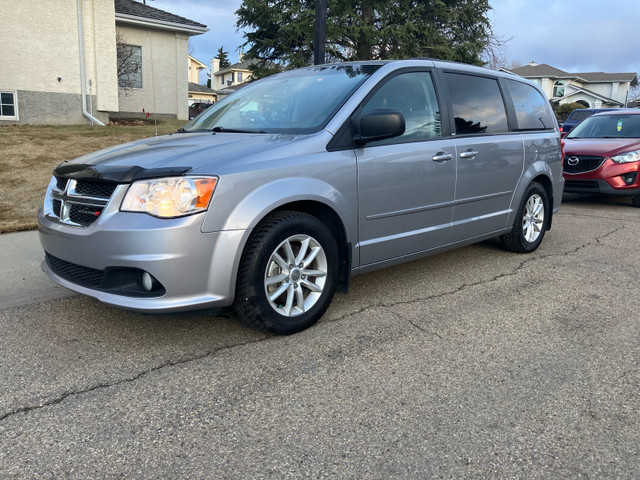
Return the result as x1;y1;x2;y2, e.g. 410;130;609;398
182;64;381;134
567;114;640;139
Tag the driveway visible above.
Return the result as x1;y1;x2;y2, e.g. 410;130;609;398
1;197;639;478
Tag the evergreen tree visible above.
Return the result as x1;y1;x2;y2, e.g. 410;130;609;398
215;46;232;69
236;0;493;78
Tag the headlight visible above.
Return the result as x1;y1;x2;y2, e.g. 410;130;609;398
121;176;217;218
611;150;640;164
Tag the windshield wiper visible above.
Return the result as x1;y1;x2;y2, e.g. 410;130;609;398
211;126;266;134
175;127;211;134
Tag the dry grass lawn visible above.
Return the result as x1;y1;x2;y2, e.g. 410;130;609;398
0;119;185;233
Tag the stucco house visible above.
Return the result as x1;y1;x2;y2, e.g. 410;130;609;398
0;0;206;125
507;62;638;109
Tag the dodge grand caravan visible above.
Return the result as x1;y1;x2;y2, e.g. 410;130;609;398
39;60;564;334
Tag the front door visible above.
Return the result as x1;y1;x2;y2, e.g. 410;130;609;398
356;70;456;266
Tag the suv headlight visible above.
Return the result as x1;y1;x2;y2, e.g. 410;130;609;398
121;176;217;218
611;150;640;164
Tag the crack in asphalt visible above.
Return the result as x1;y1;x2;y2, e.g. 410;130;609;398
325;222;626;336
0;336;270;423
393;310;444;339
382;222;625;310
0;221;626;423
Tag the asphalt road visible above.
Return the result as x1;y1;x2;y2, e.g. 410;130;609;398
1;195;639;479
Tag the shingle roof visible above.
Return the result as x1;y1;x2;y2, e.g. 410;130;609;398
509;63;637;85
574;72;637;84
215;60;256;76
115;0;206;29
509;64;570;78
188;82;216;94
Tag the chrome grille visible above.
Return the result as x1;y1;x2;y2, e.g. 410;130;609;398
46;176;118;227
74;181;117;199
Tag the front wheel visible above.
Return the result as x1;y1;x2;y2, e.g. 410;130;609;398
234;211;339;335
631;195;640;208
501;182;549;253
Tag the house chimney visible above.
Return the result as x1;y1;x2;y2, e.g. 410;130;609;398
528;61;538;67
238;51;244;62
211;58;220;74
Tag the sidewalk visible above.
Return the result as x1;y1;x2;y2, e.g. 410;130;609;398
0;230;75;310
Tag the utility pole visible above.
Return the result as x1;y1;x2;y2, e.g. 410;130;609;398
314;0;327;65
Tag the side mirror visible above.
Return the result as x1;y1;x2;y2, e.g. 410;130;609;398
354;109;405;144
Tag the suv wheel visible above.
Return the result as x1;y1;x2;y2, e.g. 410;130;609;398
234;211;339;334
501;182;549;253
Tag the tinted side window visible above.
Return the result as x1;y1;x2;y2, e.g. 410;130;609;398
362;71;442;142
569;110;593;121
444;73;508;135
506;79;554;130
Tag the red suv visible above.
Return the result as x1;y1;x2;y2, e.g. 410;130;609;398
563;109;640;207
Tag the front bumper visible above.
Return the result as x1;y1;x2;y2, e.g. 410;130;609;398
38;209;247;312
563;158;640;196
563;178;640;196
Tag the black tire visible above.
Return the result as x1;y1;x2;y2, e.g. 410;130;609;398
631;195;640;208
501;182;549;253
234;211;339;335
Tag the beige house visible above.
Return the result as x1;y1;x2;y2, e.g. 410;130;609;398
188;55;207;84
0;0;206;125
508;62;638;109
211;56;254;91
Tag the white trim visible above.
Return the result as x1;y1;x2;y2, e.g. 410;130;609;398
561;84;623;106
115;13;208;35
0;90;19;121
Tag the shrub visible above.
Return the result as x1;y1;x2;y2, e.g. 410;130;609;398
555;102;587;122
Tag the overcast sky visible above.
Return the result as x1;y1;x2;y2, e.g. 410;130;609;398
150;0;640;80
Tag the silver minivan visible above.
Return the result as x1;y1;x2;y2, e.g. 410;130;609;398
39;59;564;334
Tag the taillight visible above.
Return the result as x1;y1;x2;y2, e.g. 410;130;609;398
561;139;565;170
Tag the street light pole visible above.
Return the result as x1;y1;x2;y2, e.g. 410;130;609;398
314;0;326;65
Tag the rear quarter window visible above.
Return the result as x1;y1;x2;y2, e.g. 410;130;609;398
505;79;555;130
443;72;508;135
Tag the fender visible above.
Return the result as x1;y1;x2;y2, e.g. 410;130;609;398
201;176;357;241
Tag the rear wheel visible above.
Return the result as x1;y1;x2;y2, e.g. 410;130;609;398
501;182;549;253
234;211;339;334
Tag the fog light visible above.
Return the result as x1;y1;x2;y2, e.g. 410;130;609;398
621;172;637;185
142;272;155;292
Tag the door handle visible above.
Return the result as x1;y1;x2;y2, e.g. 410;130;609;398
459;149;479;159
432;152;454;162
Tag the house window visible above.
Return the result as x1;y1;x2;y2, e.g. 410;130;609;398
0;91;18;120
117;44;142;89
553;80;565;98
237;72;243;83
